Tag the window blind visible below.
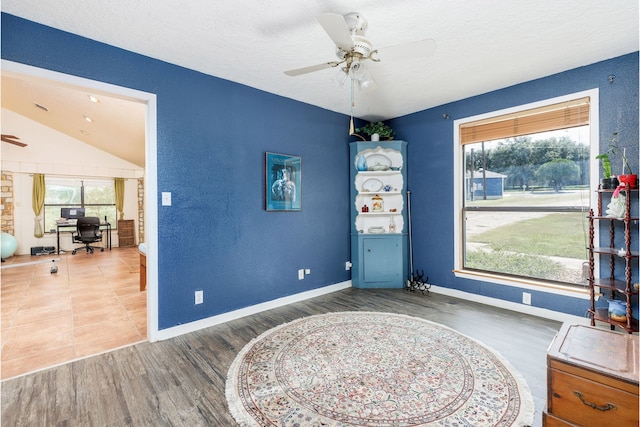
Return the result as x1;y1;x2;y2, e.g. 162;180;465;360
460;97;590;145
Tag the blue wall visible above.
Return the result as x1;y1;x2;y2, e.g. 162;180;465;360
1;14;352;329
3;13;638;323
390;52;639;316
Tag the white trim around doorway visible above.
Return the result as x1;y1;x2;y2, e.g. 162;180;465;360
1;60;160;341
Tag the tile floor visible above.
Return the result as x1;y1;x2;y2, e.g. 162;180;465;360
1;247;147;380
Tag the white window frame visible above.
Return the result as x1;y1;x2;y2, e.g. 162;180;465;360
452;89;599;298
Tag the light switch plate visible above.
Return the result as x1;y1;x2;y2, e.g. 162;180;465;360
161;192;172;206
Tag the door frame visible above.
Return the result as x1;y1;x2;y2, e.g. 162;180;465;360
1;60;160;341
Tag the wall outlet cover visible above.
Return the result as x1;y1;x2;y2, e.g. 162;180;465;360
195;290;204;304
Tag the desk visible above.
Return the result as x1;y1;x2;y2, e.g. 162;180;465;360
56;222;111;254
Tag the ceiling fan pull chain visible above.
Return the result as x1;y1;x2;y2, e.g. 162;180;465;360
349;78;355;135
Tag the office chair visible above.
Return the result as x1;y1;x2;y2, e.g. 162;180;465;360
71;217;104;254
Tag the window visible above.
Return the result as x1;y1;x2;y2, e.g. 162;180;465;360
44;178;117;231
454;92;597;289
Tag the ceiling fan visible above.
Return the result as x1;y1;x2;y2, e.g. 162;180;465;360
1;134;27;147
284;12;436;92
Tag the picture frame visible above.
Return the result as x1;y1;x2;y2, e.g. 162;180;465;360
265;152;301;211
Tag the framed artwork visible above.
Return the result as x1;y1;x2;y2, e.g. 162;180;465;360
265;152;301;211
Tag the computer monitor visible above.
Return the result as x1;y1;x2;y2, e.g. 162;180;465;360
60;207;85;219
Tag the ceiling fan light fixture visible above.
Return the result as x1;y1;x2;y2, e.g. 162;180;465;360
349;60;365;79
332;68;349;86
358;77;376;93
357;69;377;93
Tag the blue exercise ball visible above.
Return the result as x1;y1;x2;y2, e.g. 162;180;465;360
1;232;18;259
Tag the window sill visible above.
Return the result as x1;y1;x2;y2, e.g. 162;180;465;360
452;269;591;299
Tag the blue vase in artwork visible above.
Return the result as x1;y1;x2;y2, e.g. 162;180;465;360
356;155;367;171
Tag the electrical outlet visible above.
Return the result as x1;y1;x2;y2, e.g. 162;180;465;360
195;290;203;304
345;261;352;270
298;269;304;280
305;268;311;275
161;192;172;206
522;292;531;305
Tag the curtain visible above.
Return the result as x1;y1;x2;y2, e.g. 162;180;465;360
32;173;45;237
114;178;125;220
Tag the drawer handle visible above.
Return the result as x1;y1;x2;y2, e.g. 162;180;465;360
573;391;617;412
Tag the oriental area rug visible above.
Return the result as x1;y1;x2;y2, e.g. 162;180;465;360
226;312;534;426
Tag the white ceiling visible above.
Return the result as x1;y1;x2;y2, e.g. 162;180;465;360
2;73;147;167
1;0;638;166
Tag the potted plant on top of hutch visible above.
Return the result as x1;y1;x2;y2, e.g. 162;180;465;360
353;121;395;141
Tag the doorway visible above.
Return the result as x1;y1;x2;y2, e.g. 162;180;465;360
1;60;158;378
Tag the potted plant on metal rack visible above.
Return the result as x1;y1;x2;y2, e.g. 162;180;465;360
602;131;637;189
353;121;395;142
595;152;615;189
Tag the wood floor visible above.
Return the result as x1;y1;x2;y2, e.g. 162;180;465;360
1;285;563;426
1;247;147;380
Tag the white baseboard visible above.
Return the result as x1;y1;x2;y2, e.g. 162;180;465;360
155;281;352;341
429;285;591;325
155;280;591;341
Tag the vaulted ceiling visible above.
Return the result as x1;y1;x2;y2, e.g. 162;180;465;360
2;72;146;167
2;0;638;166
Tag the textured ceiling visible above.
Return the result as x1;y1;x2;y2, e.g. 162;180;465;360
1;0;638;165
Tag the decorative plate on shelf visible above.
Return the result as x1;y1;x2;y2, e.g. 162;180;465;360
368;226;386;234
362;178;383;192
366;154;391;171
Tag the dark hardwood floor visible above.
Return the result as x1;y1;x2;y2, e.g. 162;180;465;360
1;287;562;426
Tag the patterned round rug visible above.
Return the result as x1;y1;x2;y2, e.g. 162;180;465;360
226;312;533;426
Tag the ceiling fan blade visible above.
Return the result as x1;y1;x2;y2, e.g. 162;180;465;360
284;61;342;76
1;134;27;147
316;13;355;51
376;38;437;62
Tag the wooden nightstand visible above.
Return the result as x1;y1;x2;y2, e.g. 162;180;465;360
543;323;639;426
